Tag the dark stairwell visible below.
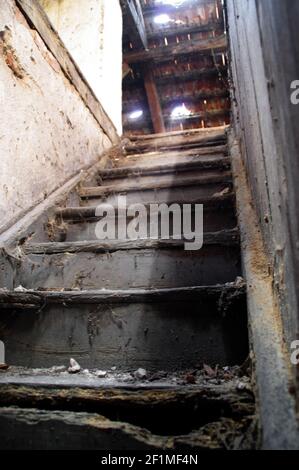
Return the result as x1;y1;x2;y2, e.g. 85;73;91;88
1;0;298;452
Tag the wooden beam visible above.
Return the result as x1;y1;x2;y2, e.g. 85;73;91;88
143;64;165;133
155;67;227;86
147;20;224;41
142;0;209;16
121;0;148;50
124;35;227;64
16;0;119;144
123;67;227;90
160;89;229;106
122;88;229;112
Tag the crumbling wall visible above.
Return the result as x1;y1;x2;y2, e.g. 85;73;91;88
0;0;116;233
227;0;299;351
39;0;122;135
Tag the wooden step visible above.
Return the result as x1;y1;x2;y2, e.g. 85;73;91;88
24;228;239;254
55;192;235;221
79;171;232;198
53;209;237;243
0;283;246;309
127;126;228;142
101;157;230;180
124;128;227;154
80;183;233;207
10;245;241;291
0;283;248;370
0;396;254;450
116;145;228;167
0;372;254;445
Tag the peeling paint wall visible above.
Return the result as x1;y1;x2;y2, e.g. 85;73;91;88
39;0;122;135
0;0;113;233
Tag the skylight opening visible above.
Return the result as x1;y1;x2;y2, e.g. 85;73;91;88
128;110;143;120
155;0;188;7
171;103;192;119
154;14;171;25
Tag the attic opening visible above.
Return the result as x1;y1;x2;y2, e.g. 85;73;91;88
122;0;229;135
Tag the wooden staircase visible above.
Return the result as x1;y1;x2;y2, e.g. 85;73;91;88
0;127;255;450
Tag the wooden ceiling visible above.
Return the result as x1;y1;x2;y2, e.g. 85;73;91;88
121;0;229;135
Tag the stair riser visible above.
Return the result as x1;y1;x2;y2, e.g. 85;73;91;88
81;183;232;206
80;171;232;198
6;247;241;290
0;297;248;370
100;161;230;180
0;408;162;450
51;209;237;243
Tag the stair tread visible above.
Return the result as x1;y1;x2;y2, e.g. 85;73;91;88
0;282;246;307
55;192;235;220
79;171;232;198
116;145;227;166
23;228;239;254
101;156;230;179
0;368;252;407
124;129;227;154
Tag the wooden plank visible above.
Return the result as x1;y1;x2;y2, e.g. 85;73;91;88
119;145;228;164
79;171;232;197
142;0;212;16
0;282;245;308
122;0;148;50
16;0;119;144
124;66;227;89
0;406;253;451
0;382;253;416
147;20;224;41
56;193;234;220
128;126;228;141
100;157;230;179
143;64;165;134
159;89;229;105
124;128;227;153
124;35;227;64
24;228;239;254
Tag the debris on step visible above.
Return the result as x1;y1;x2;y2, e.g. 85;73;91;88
96;370;107;378
0;364;9;371
212;187;231;198
14;285;28;292
68;358;81;374
203;364;218;378
110;366;117;371
184;372;197;384
148;371;168;382
235;276;245;287
49;366;66;373
134;368;147;380
236;377;251;392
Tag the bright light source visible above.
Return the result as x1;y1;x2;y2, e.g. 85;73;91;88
171;103;192;119
154;13;171;24
156;0;187;7
128;110;143;120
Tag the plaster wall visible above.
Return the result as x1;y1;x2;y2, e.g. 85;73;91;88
0;0;113;232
